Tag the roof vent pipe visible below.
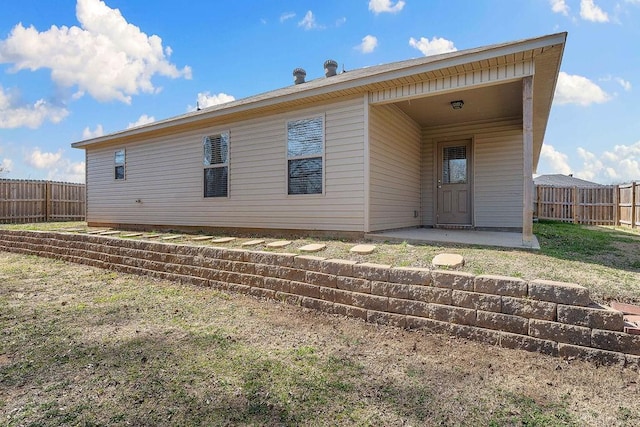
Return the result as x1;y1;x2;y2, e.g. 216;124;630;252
324;59;338;77
293;68;306;84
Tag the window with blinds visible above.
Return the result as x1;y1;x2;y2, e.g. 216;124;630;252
203;133;229;197
287;116;323;195
442;146;467;184
114;149;125;180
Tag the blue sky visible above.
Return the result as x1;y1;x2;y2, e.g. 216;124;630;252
0;0;638;183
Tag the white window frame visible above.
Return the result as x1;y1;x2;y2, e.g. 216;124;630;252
114;149;125;181
203;131;230;198
285;115;325;196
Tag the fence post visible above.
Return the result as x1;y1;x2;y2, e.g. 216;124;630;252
572;186;578;224
613;185;619;226
45;181;52;222
633;181;637;229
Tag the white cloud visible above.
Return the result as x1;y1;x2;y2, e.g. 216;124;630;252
356;35;378;54
280;12;296;23
336;17;347;27
26;148;63;169
188;92;236;112
298;11;324;30
1;158;13;173
616;77;632;91
82;124;104;139
0;0;191;104
369;0;406;14
127;114;155;128
550;0;570;15
0;86;69;129
408;36;457;56
49;159;85;183
540;144;572;175
25;148;85;182
580;0;609;22
554;72;611;106
541;142;640;184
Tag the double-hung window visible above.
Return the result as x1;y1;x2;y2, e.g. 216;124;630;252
203;132;229;198
114;149;125;180
287;116;323;195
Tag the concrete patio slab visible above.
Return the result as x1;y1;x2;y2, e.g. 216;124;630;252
299;243;326;253
366;228;540;250
212;237;236;244
266;240;292;248
350;244;376;254
242;239;265;247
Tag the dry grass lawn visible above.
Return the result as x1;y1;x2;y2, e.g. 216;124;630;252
1;251;639;426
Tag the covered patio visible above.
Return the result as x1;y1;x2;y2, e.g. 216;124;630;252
366;227;540;250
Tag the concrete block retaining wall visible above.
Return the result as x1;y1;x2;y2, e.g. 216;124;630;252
1;230;638;367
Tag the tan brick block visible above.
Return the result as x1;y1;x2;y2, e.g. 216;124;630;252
428;303;476;325
336;276;370;294
501;296;556;321
497;332;558;356
351;293;388;312
300;297;334;313
333;303;367;320
528;319;591;346
293;255;326;271
408;286;452;305
558;343;626;366
475;275;527;298
405;316;451;333
333;289;356;306
557;304;624;331
353;262;391;282
452;290;501;312
262;277;291;293
449;324;501;346
432;270;474;291
254;263;279;277
371;281;410;299
367;310;406;328
229;261;255;275
305;271;337;288
591;329;640;355
220;248;246;262
289;281;321;299
244;251;296;267
319;286;337;303
322;259;357;276
277;267;307;282
528;279;591;306
388;267;432;285
476;310;529;335
239;274;263;288
388;298;429;317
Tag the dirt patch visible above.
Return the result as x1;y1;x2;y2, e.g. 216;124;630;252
1;251;639;426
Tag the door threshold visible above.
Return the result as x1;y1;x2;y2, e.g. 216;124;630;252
435;225;474;230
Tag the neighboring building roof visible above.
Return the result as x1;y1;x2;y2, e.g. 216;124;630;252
534;174;604;188
72;32;566;165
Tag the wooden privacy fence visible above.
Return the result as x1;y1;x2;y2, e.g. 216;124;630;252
0;179;85;223
535;182;639;227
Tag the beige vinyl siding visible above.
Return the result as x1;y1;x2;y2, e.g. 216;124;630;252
422;119;522;228
368;104;421;231
474;130;523;228
85;97;366;231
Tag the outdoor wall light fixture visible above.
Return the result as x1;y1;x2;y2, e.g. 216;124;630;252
450;100;464;110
